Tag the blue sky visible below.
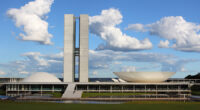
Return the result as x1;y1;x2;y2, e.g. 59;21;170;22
0;0;200;78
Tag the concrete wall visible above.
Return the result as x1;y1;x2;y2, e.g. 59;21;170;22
64;14;75;82
79;14;89;82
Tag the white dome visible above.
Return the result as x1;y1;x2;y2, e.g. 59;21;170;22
22;72;61;82
114;72;175;83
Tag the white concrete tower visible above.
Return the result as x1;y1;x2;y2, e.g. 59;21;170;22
79;14;89;82
64;14;75;82
64;14;89;82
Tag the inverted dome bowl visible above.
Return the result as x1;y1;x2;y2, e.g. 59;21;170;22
114;72;175;83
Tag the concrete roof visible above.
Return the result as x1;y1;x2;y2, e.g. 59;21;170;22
3;82;191;85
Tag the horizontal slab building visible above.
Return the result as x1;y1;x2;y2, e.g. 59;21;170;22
4;82;192;100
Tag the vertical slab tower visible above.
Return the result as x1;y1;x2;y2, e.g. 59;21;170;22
64;14;75;82
79;14;89;82
64;14;89;82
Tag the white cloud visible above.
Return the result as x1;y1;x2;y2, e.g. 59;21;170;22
0;51;63;77
126;16;200;52
89;50;196;73
180;67;186;72
125;23;146;32
161;59;195;72
89;8;152;51
158;40;169;48
0;70;6;75
113;61;122;65
22;52;49;66
121;66;136;72
7;0;54;45
19;71;29;74
92;71;98;75
0;50;197;77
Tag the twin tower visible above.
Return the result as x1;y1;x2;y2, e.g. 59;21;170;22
64;14;89;82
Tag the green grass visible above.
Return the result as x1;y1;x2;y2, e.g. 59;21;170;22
191;91;200;96
0;101;200;110
82;92;154;98
41;92;62;98
51;92;62;98
0;91;5;95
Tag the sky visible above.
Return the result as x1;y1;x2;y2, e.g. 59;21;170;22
0;0;200;78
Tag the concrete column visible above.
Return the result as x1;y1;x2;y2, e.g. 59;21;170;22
64;14;76;82
122;86;123;93
17;84;19;95
52;85;54;93
87;85;89;91
79;14;89;82
6;85;7;96
145;85;146;98
110;85;112;93
156;85;157;98
41;85;42;96
99;85;100;93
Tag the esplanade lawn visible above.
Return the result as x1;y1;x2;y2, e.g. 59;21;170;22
0;101;200;110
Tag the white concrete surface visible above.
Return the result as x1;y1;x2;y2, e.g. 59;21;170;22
79;14;89;82
64;14;75;82
114;72;175;83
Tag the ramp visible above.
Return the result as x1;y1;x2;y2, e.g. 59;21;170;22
62;84;82;98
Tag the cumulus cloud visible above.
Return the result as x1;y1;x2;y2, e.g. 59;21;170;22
126;16;200;52
89;50;112;69
22;52;49;66
158;40;169;48
0;70;6;75
7;0;54;45
0;52;63;78
19;71;29;74
161;59;195;72
121;66;136;72
125;23;146;32
0;50;197;77
89;50;196;73
89;8;152;51
92;71;98;76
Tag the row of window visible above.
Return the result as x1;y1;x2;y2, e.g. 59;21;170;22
6;85;66;91
76;85;190;90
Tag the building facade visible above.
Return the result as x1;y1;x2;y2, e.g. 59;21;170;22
64;14;89;82
4;82;191;101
